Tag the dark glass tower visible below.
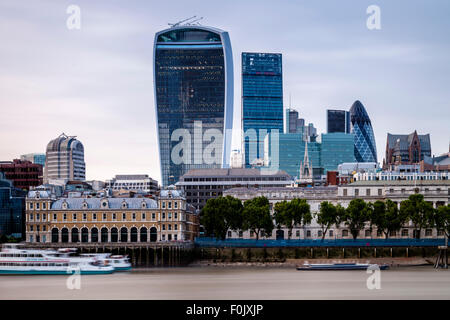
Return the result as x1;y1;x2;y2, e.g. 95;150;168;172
327;109;350;133
349;100;377;163
154;26;233;186
242;52;283;167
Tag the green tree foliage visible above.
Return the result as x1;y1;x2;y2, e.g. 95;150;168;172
200;196;243;240
344;199;370;240
316;201;338;240
400;194;434;239
433;205;450;241
274;199;311;239
370;200;407;239
242;196;274;240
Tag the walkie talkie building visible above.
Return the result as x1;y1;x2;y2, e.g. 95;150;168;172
154;26;234;186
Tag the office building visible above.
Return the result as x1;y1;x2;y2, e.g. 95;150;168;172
20;153;46;168
0;173;26;238
0;159;43;191
321;133;356;173
384;131;431;168
105;175;159;196
242;52;283;166
154;25;234;186
44;133;86;184
349;100;377;163
327;109;350;133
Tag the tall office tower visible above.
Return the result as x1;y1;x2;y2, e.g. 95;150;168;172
242;52;283;167
44;133;86;184
321;133;356;173
327;109;350;133
154;25;233;186
285;108;305;134
349;100;377;163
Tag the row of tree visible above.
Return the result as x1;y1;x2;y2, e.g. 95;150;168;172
201;194;450;241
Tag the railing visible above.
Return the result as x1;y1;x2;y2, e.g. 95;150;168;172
195;237;446;248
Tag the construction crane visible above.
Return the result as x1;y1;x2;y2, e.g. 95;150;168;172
168;16;203;28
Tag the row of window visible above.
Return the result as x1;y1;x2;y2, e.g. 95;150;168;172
183;177;288;182
0;262;69;267
28;212;182;222
343;187;449;196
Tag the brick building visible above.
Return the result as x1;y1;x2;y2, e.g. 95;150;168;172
0;159;43;191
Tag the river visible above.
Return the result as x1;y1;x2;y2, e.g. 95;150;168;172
1;266;449;299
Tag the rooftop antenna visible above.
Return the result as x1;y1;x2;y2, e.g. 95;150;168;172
168;16;202;28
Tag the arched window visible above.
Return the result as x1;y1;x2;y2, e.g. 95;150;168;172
140;227;148;242
71;228;79;243
81;227;89;243
111;227;118;242
150;227;157;242
120;227;128;242
61;228;69;243
51;228;59;243
130;227;138;242
91;227;99;243
101;227;108;243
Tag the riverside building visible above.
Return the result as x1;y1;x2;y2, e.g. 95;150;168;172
25;189;199;243
105;175;158;196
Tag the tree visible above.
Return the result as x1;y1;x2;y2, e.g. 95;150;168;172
400;194;434;239
242;196;274;240
274;201;291;238
433;205;450;244
316;201;337;240
200;196;243;240
274;199;311;239
344;199;370;240
370;200;407;239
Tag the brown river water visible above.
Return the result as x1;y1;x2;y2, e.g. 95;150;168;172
1;266;449;299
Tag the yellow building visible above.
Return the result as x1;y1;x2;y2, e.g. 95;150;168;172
25;189;199;244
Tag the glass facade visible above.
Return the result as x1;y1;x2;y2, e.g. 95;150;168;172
349;101;377;163
321;133;355;173
154;26;233;186
242;52;283;167
327;110;350;133
0;175;25;238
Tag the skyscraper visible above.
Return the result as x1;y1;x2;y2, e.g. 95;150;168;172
327;109;350;133
44;133;85;184
242;52;283;167
349;100;377;163
154;25;234;186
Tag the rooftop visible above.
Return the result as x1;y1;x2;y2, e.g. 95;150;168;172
348;180;450;187
180;168;291;178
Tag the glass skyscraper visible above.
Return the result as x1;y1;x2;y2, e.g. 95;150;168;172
154;26;234;186
327;109;350;133
242;52;283;167
349;100;377;163
321;133;356;173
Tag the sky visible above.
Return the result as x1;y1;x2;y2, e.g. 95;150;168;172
0;0;449;183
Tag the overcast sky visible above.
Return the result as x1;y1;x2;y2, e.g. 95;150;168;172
1;0;449;183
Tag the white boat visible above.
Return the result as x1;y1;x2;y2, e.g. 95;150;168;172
80;253;132;271
0;244;114;275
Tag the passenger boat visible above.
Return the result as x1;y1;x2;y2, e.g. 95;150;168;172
80;253;132;271
296;263;389;271
0;244;114;275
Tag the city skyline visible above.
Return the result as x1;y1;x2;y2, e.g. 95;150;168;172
1;0;449;183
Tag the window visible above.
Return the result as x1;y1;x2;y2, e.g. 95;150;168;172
42;203;46;210
296;230;300;237
174;202;178;209
402;229;409;237
401;189;406;194
103;213;107;220
63;213;67;221
425;229;432;237
342;230;349;237
113;213;117;221
162;202;166;209
377;229;383;237
437;230;444;236
122;213;126;220
250;231;254;237
366;189;371;196
378;189;382;196
42;214;46;221
389;230;397;237
343;189;347;196
354;189;359;196
239;231;243;238
53;213;57;221
168;224;172;231
162;212;166;219
174;212;178;220
365;230;371;237
168;213;172;219
329;230;333;237
142;213;146;220
29;203;33;210
30;225;33;231
36;203;40;210
162;224;166;231
174;234;177;241
318;230;323;238
152;213;156;220
132;213;136;221
174;224;178;230
306;230;311;238
36;214;40;221
93;213;97;221
168;202;172;209
83;213;87;221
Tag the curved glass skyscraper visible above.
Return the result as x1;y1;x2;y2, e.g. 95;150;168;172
349;100;377;163
154;26;233;186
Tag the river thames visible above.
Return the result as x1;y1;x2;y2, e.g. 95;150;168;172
1;266;449;299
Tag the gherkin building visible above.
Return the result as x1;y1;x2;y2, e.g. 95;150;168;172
349;100;377;163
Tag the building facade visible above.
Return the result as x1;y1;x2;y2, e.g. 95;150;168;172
327;109;350;134
242;52;283;167
154;26;234;186
384;131;431;168
44;133;85;184
224;179;449;240
349;100;377;163
321;133;355;173
0;159;43;191
25;189;199;244
20;153;46;168
105;175;158;196
0;173;26;238
175;168;293;210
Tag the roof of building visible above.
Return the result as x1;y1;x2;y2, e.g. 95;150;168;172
348;180;450;187
46;133;84;153
159;189;183;198
50;198;158;210
387;132;431;151
180;168;291;178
